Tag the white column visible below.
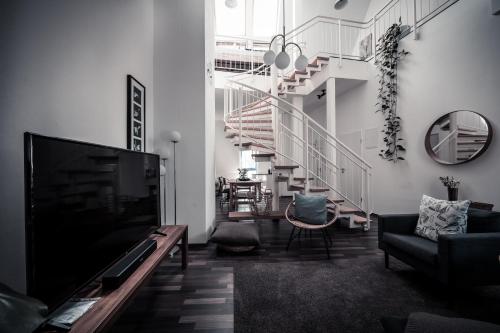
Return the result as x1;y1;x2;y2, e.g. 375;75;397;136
270;44;280;211
291;96;304;177
326;77;336;188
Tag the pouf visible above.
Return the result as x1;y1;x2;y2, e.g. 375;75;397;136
210;222;260;252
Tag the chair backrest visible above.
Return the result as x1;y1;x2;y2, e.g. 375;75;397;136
285;198;338;229
467;208;500;233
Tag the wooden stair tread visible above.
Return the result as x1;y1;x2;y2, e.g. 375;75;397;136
288;184;304;191
226;119;272;124
309;187;330;193
457;133;488;137
293;177;314;181
275;165;299;170
234;142;275;149
252;153;275;158
339;206;361;214
353;215;369;224
225;126;273;132
228;211;285;221
228;110;272;118
457;141;486;145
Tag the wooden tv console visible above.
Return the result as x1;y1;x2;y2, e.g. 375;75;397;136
66;225;188;333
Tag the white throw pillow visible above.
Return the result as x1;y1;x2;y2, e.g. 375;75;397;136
414;195;471;242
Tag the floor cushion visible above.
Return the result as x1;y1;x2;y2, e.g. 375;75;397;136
383;233;438;265
211;222;260;251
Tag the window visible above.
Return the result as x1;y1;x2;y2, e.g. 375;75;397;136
216;0;246;36
252;0;279;38
240;150;256;176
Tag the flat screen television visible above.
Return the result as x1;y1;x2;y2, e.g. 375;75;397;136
24;133;160;311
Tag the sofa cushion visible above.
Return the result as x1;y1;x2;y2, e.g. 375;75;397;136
467;209;500;233
383;233;438;265
294;193;327;225
210;222;260;246
415;195;470;242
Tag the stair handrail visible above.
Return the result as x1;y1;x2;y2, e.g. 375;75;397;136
227;79;373;170
224;79;372;214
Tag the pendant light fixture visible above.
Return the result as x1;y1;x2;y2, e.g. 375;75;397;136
263;0;308;71
334;0;348;10
225;0;238;8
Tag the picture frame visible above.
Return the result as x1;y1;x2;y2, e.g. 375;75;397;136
127;75;146;152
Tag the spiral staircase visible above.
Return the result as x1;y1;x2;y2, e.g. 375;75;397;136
223;60;373;230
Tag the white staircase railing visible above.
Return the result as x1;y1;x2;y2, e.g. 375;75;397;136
216;0;459;75
224;79;373;218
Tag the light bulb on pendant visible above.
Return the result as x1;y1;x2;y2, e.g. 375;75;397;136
275;51;290;70
334;0;348;10
225;0;238;8
263;50;276;65
294;54;308;71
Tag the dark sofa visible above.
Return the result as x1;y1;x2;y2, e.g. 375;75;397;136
378;208;500;287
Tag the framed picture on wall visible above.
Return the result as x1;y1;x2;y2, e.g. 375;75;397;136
127;75;146;152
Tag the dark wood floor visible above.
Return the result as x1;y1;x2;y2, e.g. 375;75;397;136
110;198;380;333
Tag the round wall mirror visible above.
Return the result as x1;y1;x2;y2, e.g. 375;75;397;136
425;110;493;165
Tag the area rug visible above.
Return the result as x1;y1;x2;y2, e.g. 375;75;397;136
234;256;500;333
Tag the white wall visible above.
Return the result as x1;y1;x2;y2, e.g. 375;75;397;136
294;0;370;26
154;0;215;244
215;90;240;180
336;0;500;213
205;0;217;238
0;0;155;292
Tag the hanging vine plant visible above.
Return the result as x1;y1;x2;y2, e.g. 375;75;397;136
375;19;409;162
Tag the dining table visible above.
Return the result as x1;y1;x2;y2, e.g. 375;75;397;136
227;179;263;211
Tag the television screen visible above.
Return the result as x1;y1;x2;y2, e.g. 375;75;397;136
24;133;160;311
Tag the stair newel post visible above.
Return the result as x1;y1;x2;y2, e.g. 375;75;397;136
413;0;418;40
304;116;310;193
238;87;243;167
338;18;343;68
372;16;377;59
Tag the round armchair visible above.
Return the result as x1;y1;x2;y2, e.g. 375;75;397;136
285;198;339;259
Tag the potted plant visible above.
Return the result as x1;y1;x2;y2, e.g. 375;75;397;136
439;176;460;201
237;168;251;181
375;19;409;163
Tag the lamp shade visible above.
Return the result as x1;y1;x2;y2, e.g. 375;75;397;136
159;164;166;176
334;0;348;10
225;0;238;8
156;145;171;159
169;130;182;143
294;54;308;71
263;50;276;65
275;51;290;70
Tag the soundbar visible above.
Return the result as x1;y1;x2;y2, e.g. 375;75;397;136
102;238;157;290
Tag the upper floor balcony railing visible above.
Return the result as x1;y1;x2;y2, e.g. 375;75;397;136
215;0;459;73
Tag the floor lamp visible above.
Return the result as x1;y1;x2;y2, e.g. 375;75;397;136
169;131;181;225
157;146;170;225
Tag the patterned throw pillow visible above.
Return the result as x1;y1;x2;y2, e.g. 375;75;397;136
414;195;471;242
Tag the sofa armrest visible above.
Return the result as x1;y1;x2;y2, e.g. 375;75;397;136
378;214;419;249
438;232;500;285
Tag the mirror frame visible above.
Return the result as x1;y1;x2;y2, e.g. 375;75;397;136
425;110;493;165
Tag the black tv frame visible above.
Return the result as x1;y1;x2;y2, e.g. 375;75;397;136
24;132;161;311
